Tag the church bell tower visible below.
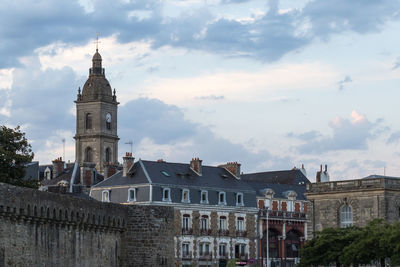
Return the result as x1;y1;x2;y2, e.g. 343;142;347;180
74;48;119;175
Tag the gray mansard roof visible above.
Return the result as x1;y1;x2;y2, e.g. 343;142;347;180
93;159;254;192
241;169;310;200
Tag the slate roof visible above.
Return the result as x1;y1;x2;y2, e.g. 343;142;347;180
362;174;400;180
241;169;310;200
93;159;255;192
41;165;81;186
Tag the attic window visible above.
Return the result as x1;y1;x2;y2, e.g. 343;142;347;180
161;171;170;177
221;174;228;179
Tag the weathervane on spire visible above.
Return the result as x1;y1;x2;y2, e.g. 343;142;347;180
94;33;101;52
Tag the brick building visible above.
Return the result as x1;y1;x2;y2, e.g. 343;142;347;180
242;167;310;267
306;175;400;238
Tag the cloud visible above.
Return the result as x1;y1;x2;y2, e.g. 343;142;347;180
195;95;225;101
393;57;400;70
1;0;399;68
337;75;352;91
289;111;381;154
387;131;400;144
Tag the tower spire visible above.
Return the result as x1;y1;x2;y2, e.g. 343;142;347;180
94;33;101;52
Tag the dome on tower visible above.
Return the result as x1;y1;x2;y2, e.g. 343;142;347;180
80;50;115;102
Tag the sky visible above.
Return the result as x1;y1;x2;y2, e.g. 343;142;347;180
1;0;400;181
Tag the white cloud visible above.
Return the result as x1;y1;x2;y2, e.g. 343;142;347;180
0;68;14;90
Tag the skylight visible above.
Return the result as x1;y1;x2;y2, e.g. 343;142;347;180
161;171;170;177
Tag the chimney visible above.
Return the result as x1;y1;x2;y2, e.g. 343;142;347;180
321;164;330;182
52;157;64;179
190;158;202;175
123;152;134;177
300;164;307;177
218;162;241;178
104;163;117;179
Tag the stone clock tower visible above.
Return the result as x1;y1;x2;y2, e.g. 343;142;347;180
74;49;119;175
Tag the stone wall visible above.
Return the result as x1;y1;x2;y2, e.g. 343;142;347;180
0;183;174;267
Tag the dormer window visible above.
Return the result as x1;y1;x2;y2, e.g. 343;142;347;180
182;189;190;203
102;190;110;202
128;188;136;202
200;190;208;204
218;192;226;205
162;188;171;202
236;193;244;206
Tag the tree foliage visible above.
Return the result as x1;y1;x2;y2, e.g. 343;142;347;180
299;219;400;267
0;125;37;188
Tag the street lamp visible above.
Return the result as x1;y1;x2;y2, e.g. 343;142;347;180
265;207;270;267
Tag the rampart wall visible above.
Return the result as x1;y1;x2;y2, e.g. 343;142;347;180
0;183;174;267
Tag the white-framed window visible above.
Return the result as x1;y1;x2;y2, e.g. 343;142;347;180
219;216;227;230
235;243;246;258
182;189;190;203
236;217;244;231
200;215;209;230
199;242;210;256
182;214;190;230
102;190;110;202
218;191;226;205
182;242;190;257
219;243;227;257
200;190;209;204
340;205;353;228
162;187;171;202
236;192;244;206
128;188;136;202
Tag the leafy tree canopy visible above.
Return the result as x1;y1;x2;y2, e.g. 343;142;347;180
0;125;37;188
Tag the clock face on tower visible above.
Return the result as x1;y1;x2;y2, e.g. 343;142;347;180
106;113;112;123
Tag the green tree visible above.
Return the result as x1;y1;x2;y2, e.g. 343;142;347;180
0;125;37;188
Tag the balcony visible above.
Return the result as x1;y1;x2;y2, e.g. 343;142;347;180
261;210;306;220
236;230;247;237
235;253;248;260
218;229;229;236
182;251;192;260
199;252;213;260
181;228;193;235
218;253;228;259
200;228;212;236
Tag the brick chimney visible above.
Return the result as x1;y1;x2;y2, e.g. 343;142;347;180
316;165;322;183
123;152;134;177
52;157;64;179
218;162;241;178
104;162;117;179
190;157;202;175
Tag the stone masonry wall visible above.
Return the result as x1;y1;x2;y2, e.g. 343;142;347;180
0;183;174;267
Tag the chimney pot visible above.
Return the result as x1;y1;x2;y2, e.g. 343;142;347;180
123;153;135;177
190;157;202;175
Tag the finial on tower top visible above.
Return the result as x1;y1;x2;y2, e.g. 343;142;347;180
94;33;101;52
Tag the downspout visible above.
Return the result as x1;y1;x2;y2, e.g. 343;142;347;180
69;161;79;193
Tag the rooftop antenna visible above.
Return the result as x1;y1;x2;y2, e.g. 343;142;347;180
125;140;133;154
94;32;101;51
62;138;66;165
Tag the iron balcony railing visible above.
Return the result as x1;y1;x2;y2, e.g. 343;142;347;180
181;228;193;235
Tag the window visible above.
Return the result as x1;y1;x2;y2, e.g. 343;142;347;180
200;190;208;204
200;215;209;230
340;205;353;227
128;188;136;202
182;242;190;257
102;190;110;202
219;243;227;257
182;214;190;231
85;147;93;162
105;147;111;163
235;243;246;258
85;113;92;129
199;242;210;256
182;189;190;203
236;192;244;206
218;191;226;205
237;217;244;231
162;188;171;201
219;216;227;230
161;171;170;177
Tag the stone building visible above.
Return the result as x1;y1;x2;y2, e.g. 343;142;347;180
74;48;119;176
242;167;310;267
306;175;400;237
90;157;259;267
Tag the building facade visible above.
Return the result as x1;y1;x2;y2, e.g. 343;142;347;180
90;157;259;267
242;168;309;267
74;48;119;175
306;175;400;237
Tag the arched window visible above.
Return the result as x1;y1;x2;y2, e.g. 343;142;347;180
86;113;92;129
105;147;111;163
285;230;301;258
340;205;353;227
85;147;93;162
